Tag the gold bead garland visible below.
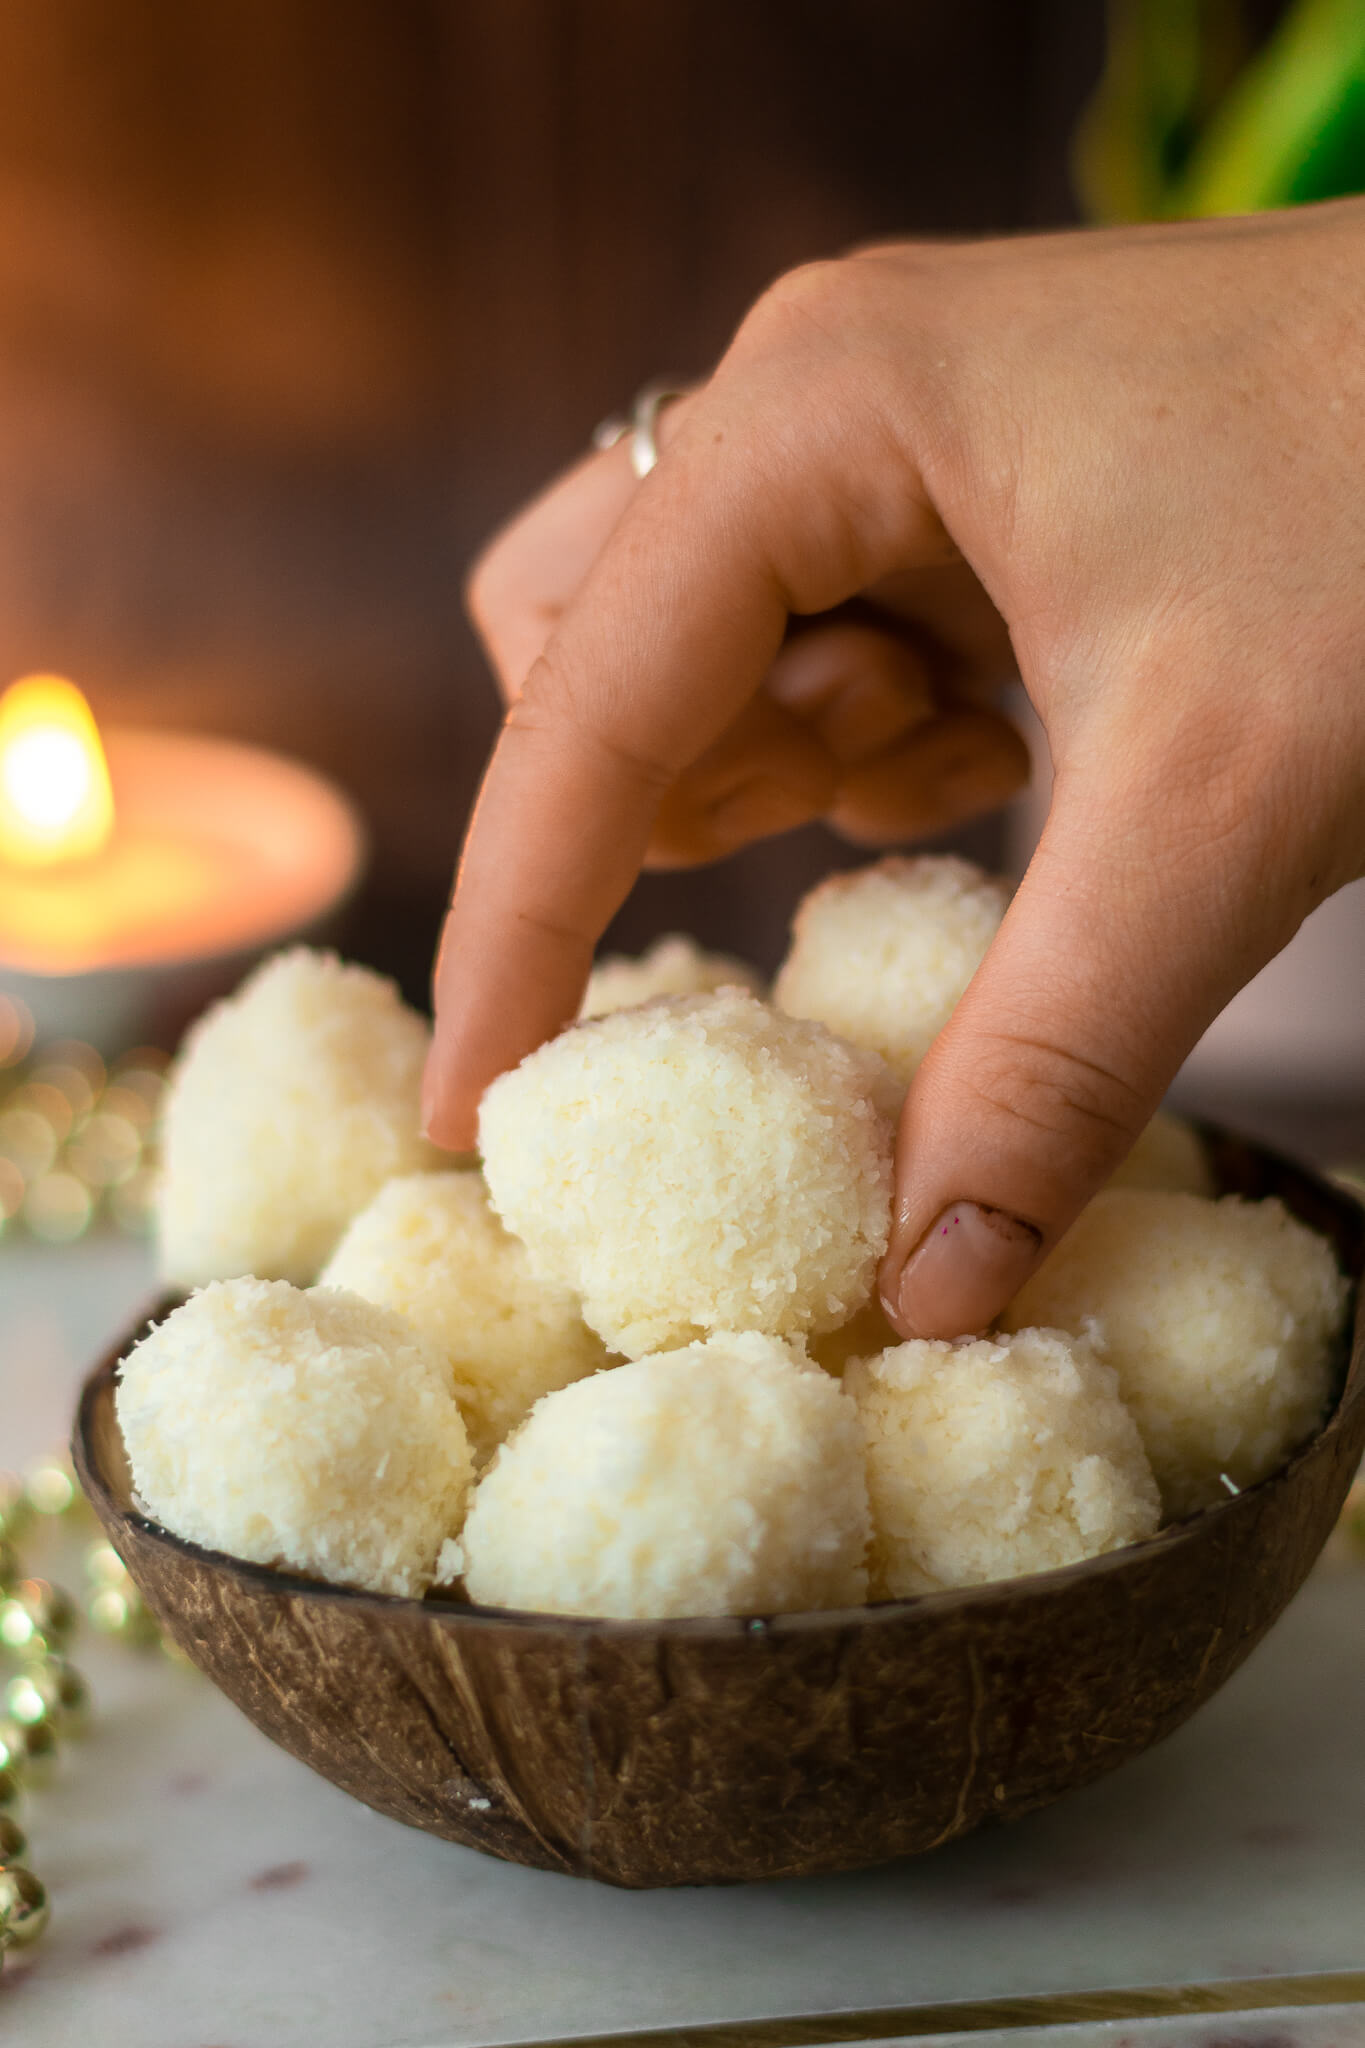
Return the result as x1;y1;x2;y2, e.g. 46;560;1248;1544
0;1024;167;1244
0;1450;178;1972
0;1026;174;1966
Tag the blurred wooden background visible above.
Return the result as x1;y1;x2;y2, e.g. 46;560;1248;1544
0;1;1103;999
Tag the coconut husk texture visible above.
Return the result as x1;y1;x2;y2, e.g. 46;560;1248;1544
75;1128;1365;1888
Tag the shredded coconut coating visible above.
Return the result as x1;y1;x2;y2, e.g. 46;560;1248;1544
580;934;762;1018
116;1278;474;1598
773;855;1011;1084
457;1332;870;1618
1002;1191;1349;1517
846;1328;1160;1597
157;949;441;1288
319;1171;610;1462
1107;1111;1214;1197
479;989;897;1357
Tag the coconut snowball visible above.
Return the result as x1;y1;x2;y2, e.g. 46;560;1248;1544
580;934;761;1019
158;949;441;1288
456;1332;870;1618
773;855;1011;1085
1107;1111;1213;1197
116;1278;473;1598
1002;1191;1349;1517
845;1327;1160;1598
319;1171;609;1462
479;989;897;1357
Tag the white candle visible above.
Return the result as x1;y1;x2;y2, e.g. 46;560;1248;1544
0;677;366;1049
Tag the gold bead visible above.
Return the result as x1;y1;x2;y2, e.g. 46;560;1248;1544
35;1659;88;1733
4;1675;50;1730
23;1457;77;1519
0;1865;49;1947
0;1720;53;1785
86;1585;130;1635
0;1588;73;1661
0;1816;24;1862
23;1169;93;1242
8;1579;76;1648
22;1721;55;1768
3;1663;86;1734
85;1541;131;1589
0;1599;39;1656
0;1715;55;1777
85;1584;159;1648
0;1768;20;1811
27;1578;76;1639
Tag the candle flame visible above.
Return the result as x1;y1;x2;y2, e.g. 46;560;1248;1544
0;675;115;867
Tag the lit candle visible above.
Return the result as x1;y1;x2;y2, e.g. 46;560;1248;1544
0;676;366;1050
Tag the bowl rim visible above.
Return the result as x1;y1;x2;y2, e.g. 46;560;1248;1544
75;1142;1364;1643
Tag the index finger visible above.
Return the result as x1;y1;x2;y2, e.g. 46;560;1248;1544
425;428;786;1148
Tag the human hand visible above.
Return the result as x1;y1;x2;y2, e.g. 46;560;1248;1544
458;417;1029;866
425;198;1365;1339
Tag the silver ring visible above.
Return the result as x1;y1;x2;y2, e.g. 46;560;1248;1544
591;381;686;479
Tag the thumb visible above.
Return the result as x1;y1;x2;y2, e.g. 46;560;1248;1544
878;772;1275;1339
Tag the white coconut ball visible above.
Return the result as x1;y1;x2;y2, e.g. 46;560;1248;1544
319;1171;609;1462
845;1327;1160;1597
580;934;761;1018
479;989;898;1357
1002;1191;1349;1517
456;1332;870;1618
116;1278;474;1598
773;854;1011;1085
1107;1111;1213;1197
158;949;441;1288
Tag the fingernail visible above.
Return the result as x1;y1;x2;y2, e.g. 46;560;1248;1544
882;1203;1042;1341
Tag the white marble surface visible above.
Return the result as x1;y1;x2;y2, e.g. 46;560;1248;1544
4;1236;1365;2048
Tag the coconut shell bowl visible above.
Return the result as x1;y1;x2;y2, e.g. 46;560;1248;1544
73;1129;1364;1891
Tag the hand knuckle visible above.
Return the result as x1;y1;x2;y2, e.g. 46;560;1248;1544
463;543;505;635
513;651;575;726
515;657;674;798
734;258;852;356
